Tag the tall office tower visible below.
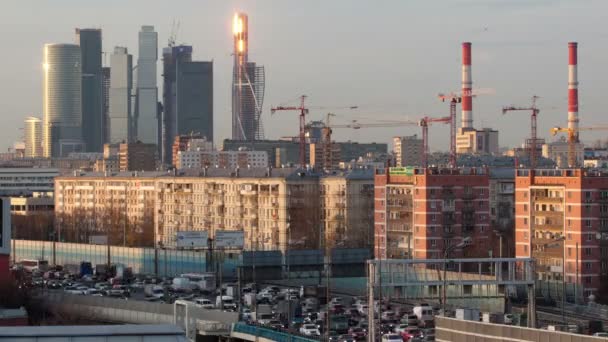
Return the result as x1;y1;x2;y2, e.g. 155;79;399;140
43;44;84;157
24;117;43;157
232;12;265;141
101;67;111;143
136;26;158;145
109;47;133;144
75;28;103;152
393;135;423;167
162;45;213;165
162;45;192;164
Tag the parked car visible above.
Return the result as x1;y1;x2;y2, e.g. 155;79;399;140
348;327;366;339
85;288;103;296
194;298;214;309
382;334;403;342
300;324;321;336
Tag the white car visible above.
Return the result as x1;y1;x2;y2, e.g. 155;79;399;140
299;324;321;336
382;334;403;342
195;298;214;309
593;332;608;337
503;314;514;325
242;308;252;321
64;286;84;295
85;288;103;296
394;324;409;334
357;304;369;315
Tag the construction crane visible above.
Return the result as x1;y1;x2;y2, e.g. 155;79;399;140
271;97;358;168
438;88;494;168
550;125;608;167
502;96;541;169
271;95;309;167
419;116;451;168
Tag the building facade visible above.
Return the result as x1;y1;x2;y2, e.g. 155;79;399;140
55;169;373;251
109;47;133;144
24;117;43;158
515;168;608;300
136;26;158;145
393;135;423;167
374;167;492;260
43;44;83;157
543;141;584;168
176;150;268;169
118;142;158;172
0;168;58;196
489;168;515;257
456;128;499;155
76;28;104;152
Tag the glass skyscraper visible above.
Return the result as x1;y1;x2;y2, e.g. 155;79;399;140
109;47;133;144
76;28;103;152
136;26;158;145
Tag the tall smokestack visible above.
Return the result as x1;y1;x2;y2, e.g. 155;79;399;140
461;42;473;130
568;42;579;141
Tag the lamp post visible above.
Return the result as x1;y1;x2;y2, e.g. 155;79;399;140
442;236;472;313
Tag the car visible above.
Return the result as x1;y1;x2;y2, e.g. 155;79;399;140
47;280;62;289
300;323;321;336
95;282;111;290
338;335;355;342
401;327;422;341
194;298;214;309
382;311;397;322
242;308;252;321
85;288;103;296
382;334;404;342
357;305;368;315
348;327;366;340
593;332;608;337
394;324;409;334
64;286;84;295
503;314;514;325
402;314;419;326
268;320;284;331
108;285;130;297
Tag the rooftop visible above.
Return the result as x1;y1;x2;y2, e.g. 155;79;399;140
0;324;185;338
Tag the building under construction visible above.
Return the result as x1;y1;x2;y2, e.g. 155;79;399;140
232;12;265;141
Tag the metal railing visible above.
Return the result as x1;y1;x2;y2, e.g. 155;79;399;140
233;322;320;342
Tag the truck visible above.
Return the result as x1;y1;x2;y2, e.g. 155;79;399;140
300;285;328;304
215;295;237;310
455;308;480;321
171;277;195;293
79;262;93;277
243;293;257;307
482;312;504;324
144;285;165;299
413;305;434;322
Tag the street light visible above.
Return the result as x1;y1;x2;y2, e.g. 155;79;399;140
442;236;472;313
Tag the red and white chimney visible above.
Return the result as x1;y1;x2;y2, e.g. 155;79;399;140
461;42;473;130
568;42;579;141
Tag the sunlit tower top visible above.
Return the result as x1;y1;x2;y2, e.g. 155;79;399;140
232;12;265;141
233;12;248;61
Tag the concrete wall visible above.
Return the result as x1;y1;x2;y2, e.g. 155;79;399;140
436;316;606;342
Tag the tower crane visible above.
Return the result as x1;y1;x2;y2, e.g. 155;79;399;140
550;125;608;167
502;96;541;169
271;96;358;168
271;95;309;167
419;116;451;168
438;88;494;168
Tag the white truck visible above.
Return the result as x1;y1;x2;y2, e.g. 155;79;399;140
413;305;434;322
215;295;237;310
171;277;195;293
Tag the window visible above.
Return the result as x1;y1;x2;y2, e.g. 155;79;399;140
524;218;528;225
524;204;528;212
431;214;436;222
587;234;593;241
524;245;528;254
430;189;435;196
568;233;572;240
430;240;436;247
568;219;572;227
585;277;591;285
568;248;572;257
585;263;592;270
586;220;592;228
586;205;592;214
524;192;528;198
585;248;592;257
568;205;572;213
524;232;529;240
430;202;436;209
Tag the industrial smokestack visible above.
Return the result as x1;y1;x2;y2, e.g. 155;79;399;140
568;42;579;141
461;42;473;130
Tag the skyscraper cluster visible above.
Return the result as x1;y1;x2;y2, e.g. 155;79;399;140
38;24;216;163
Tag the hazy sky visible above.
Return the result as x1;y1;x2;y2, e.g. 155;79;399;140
2;0;608;152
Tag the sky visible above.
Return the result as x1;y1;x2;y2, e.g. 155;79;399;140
2;0;608;152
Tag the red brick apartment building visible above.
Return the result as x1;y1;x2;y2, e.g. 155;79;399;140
515;169;608;300
374;167;492;260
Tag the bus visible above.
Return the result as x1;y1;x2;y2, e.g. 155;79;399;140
180;273;216;293
20;259;49;272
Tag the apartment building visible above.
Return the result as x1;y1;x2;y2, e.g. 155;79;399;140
515;168;608;300
374;167;491;260
175;150;268;170
393;135;422;167
489;168;515;257
55;168;373;251
320;169;374;249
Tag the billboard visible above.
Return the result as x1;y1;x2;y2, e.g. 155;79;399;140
0;198;9;254
389;166;415;176
215;230;244;249
176;231;209;248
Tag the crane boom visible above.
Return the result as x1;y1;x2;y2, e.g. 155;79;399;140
502;96;540;168
551;125;608;167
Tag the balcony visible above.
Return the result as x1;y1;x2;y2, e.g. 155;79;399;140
442;214;456;225
443;228;456;238
534;222;563;230
535;210;563;218
533;196;562;203
241;190;257;196
462;192;476;200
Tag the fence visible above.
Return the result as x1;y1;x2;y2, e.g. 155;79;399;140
12;240;371;280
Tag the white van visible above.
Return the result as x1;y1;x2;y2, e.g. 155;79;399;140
195;297;214;309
